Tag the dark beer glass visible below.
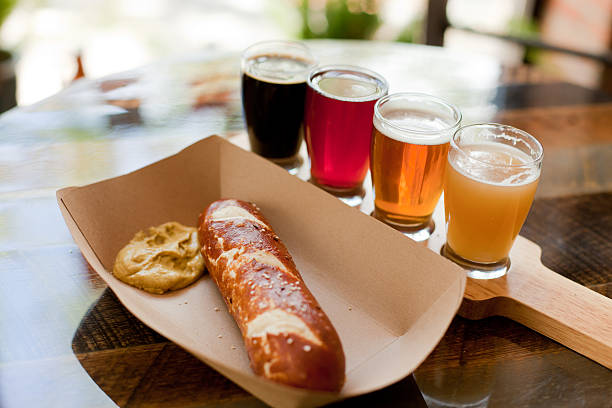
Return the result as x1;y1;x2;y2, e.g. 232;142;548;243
241;41;316;173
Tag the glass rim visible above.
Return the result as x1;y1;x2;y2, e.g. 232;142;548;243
451;123;544;168
373;92;462;135
242;39;314;55
307;64;389;102
241;40;317;71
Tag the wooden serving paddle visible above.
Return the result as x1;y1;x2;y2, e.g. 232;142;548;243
426;208;612;370
459;236;612;369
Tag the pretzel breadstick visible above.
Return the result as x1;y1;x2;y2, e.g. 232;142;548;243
198;199;345;392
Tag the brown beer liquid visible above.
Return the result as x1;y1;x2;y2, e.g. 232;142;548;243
242;54;311;159
371;110;451;227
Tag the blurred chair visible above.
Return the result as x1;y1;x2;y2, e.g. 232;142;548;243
425;0;612;91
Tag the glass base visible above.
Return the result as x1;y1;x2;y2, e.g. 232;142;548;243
269;155;303;175
422;394;491;408
309;179;365;207
441;244;510;279
372;210;434;242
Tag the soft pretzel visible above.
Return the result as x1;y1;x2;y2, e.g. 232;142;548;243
198;199;345;392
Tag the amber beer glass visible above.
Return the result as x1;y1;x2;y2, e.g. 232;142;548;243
442;123;543;279
371;93;461;241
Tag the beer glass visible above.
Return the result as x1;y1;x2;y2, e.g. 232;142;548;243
304;65;388;206
371;93;461;241
241;41;316;174
442;123;543;279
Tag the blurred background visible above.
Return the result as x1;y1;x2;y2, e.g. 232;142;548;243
0;0;609;111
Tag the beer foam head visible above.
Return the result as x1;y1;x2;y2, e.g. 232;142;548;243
317;77;379;98
373;93;461;146
309;65;388;102
242;41;315;84
450;142;541;186
245;54;313;84
449;123;543;186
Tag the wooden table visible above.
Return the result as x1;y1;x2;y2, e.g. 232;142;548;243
0;40;610;407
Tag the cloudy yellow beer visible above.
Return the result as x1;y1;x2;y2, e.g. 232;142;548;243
371;93;461;239
442;123;543;279
445;143;540;263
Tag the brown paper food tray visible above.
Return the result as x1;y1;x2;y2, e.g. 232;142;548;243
56;135;466;408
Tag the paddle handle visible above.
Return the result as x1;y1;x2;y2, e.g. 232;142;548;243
500;260;612;369
458;237;612;369
437;225;612;369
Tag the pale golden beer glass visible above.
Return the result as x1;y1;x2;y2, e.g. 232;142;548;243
371;93;461;241
442;123;544;279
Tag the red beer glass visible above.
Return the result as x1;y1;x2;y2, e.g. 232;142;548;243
304;65;388;206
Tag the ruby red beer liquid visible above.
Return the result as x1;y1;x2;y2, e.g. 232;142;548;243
304;66;387;190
